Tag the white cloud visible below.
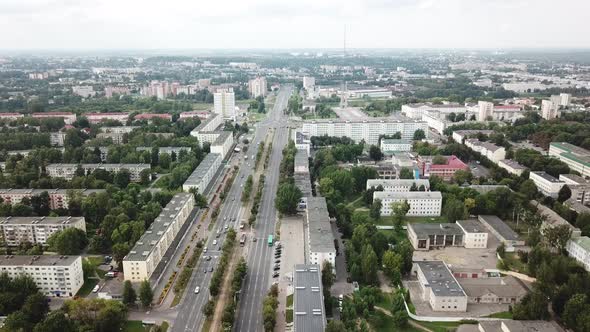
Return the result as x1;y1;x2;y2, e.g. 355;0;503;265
0;0;588;49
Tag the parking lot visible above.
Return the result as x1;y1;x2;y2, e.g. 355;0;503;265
412;234;500;270
468;161;491;179
278;216;305;280
333;107;368;121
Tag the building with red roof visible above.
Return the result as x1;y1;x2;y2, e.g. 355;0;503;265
134;113;172;121
418;155;468;181
32;112;77;125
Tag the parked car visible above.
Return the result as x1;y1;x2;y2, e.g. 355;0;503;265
272;272;279;278
194;286;200;294
92;285;100;293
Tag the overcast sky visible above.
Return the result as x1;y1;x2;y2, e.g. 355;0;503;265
1;0;588;50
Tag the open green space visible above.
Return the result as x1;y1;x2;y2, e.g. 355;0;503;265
123;320;148;332
76;278;98;297
487;311;513;319
192;103;213;110
248;111;267;122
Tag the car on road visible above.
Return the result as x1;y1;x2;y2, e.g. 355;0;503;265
204;269;207;273
194;286;200;294
216;233;220;238
213;240;218;245
274;259;280;263
224;216;227;221
272;272;279;278
224;225;229;230
209;267;214;272
206;256;212;261
253;238;257;242
92;285;100;293
203;247;208;253
273;266;280;271
274;264;280;269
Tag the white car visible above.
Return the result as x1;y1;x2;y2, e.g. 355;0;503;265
194;286;200;294
213;240;218;245
92;284;100;293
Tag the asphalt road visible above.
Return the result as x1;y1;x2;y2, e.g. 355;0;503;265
172;86;292;332
234;86;292;332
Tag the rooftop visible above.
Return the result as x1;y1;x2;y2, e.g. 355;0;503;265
366;179;430;190
381;139;412;145
183;153;221;186
550;142;590;157
415;261;466;297
531;171;563;183
478;215;520;241
0;255;80;267
570;236;590;252
478;320;565;332
303;113;422;124
193;113;221;132
294;173;313;198
409;223;463;237
0;216;84;226
295;149;309;171
124;193;194;262
456;219;487;233
499;159;527;169
373;191;442;200
293;264;326;332
458;275;527;299
306;197;335;253
559;174;590;185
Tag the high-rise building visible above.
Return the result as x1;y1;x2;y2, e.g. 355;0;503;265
248;77;267;98
541;99;560;120
560;93;571;107
302;76;315;91
478;101;494;121
214;88;236;119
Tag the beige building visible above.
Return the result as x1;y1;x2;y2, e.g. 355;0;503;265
413;261;468;312
123;193;195;282
0;255;84;297
0;188;105;210
456;219;488;249
248;76;267;98
0;216;86;246
46;163;150;182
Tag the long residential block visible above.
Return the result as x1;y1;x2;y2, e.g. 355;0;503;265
0;216;86;246
374;191;442;217
123;193;195;282
366;179;430;192
305;197;335;270
293;264;326;332
0;255;84;297
46;163;150;181
182;153;222;194
0;188;105;210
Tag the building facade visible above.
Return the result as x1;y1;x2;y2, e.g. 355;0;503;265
549;142;590;178
213;88;236;119
248;77;267;98
46;163;150;182
374;191;442;217
366;179;430;192
306;197;336;270
0;216;86;246
529;171;565;198
182;153;222;194
380;139;412;153
567;236;590;272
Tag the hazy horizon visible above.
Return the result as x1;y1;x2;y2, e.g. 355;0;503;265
1;0;589;50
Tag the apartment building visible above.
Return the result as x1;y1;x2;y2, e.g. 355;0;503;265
366;179;430;192
412;261;468;312
0;255;84;297
559;174;590;205
402;103;470;120
549;142;590;178
133;113;172;122
0;113;24;120
213;88;236;119
294;131;311;155
190;113;223;136
182;153;222;194
567;236;590;272
301;116;428;145
136;146;192;156
451;130;494;143
464;139;506;164
46;163;150;182
50;131;66;147
498;159;527;176
374;191;442;217
0;216;86;246
302;76;316;91
104;86;131;98
477;321;564;332
32;112;77;125
0;188;104;210
293;265;326;332
541;99;560;120
72;86;95;98
456;219;488;249
295;149;309;175
190;114;233;159
418;155;468;181
179;111;211;120
248;77;267;98
534;201;582;238
529;171;565;198
380;139;412;153
96;126;139;144
123;193;195;282
86;112;130;124
306;197;336;270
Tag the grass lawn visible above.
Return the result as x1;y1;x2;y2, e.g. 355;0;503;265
487;311;513;319
192;103;213;110
502;252;528;273
418;321;464;332
346;195;367;210
248;112;267;122
124;320;148;332
368;311;421;332
202;319;212;332
76;278;98;297
286;294;294;307
159;321;169;332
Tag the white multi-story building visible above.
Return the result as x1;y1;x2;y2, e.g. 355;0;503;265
302;76;316;91
123;193;195;282
0;255;84;297
301;116;428;145
464;139;506;164
46;163;150;182
456;219;488;249
32;112;77;125
541;100;560;120
86;112;130;124
248;77;267;98
0;216;86;246
72;85;95;98
0;113;24;121
402;103;470;120
559;174;590;205
451;130;494;143
190;114;233;159
567;236;590;272
478;101;494;121
380;139;412;153
96;126;139;144
559;93;571;107
136;146;192;156
182;153;222;194
498;159;528;176
214;88;236;119
0;189;104;210
366;179;430;192
549;142;590;178
104;86;131;98
50;131;66;147
374;191;442;217
306;197;336;271
530;171;565;198
413;261;468;312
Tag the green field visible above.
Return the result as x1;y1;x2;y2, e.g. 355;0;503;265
124;321;148;332
192;103;213;110
76;278;98;297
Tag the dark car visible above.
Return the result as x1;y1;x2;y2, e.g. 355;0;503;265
273;266;280;271
275;259;280;263
272;272;279;278
209;266;214;272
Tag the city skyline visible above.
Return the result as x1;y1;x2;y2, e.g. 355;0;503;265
1;0;589;50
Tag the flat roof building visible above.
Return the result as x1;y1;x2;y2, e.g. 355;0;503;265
374;191;442;217
305;197;335;270
549;142;590;178
123;193;195;282
46;163;150;182
380;139;412;153
412;261;468;312
567;236;590;272
366;179;430;192
0;216;86;246
295;149;310;174
293;264;326;332
456;219;488;249
182;153;222;194
478;215;525;249
0;188;105;210
408;223;464;250
498;159;527;176
0;255;84;297
533;201;582;238
530;171;565;198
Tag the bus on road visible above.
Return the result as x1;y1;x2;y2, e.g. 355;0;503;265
268;234;273;246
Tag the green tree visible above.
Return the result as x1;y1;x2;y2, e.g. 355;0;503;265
159;153;171;169
444;198;467;222
203;300;215;317
370;199;382;220
413;129;426;140
33;310;76;332
382;250;403;285
139;279;153;308
114;169;131;188
391;310;409;328
398;167;414;179
519;179;538;200
46;228;88;255
432;155;447;165
369;145;383;161
326;320;346;332
122;280;137;306
31;191;51;216
391;200;410;231
562;293;588;329
275;183;302;215
361;244;378;285
513;291;550;320
453;169;473;184
321;261;335;290
112;243;130;269
545;225;572;253
557;184;572;203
